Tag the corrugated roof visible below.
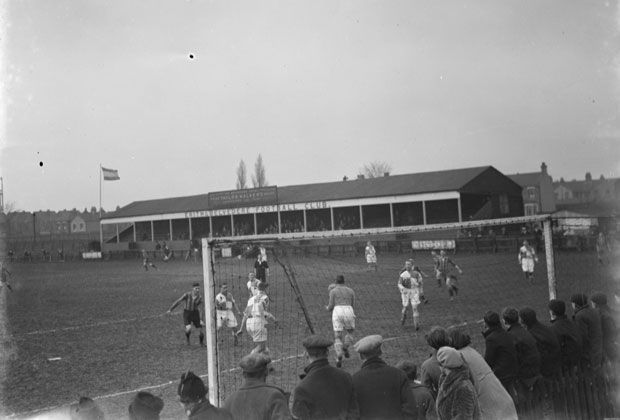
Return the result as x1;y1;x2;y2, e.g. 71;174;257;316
103;166;493;220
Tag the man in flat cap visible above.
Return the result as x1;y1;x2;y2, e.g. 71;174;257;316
177;371;231;419
291;335;359;419
351;335;417;419
325;274;356;368
223;353;290;420
571;293;603;374
548;299;582;371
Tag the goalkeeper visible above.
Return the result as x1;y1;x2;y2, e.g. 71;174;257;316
325;275;356;368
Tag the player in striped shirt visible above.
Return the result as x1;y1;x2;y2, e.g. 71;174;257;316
434;250;462;289
518;240;538;283
325;275;356;367
167;282;205;346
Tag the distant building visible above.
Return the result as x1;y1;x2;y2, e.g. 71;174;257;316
508;162;556;215
71;215;86;233
553;172;620;217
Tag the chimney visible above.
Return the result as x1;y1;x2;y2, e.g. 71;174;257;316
540;162;547;175
357;174;365;180
384;172;390;177
342;176;348;181
585;172;592;182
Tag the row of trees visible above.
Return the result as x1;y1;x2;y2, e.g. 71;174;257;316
234;157;393;190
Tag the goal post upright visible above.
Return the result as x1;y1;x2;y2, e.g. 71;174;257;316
201;238;219;405
543;217;557;300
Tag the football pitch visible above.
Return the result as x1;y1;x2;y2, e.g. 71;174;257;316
1;249;615;419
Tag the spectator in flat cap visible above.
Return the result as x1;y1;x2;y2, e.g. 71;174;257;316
291;335;359;420
351;335;416;419
421;326;452;399
178;371;232;420
128;392;164;420
223;353;290;420
548;299;582;371
590;292;619;363
482;311;518;399
448;327;517;420
571;293;603;374
396;360;437;420
501;307;541;408
435;347;480;420
518;307;561;378
70;397;105;420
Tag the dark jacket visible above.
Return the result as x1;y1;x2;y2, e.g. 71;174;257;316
526;321;561;378
482;326;518;385
573;306;603;370
352;356;417;419
549;316;582;369
436;366;480;420
292;358;359;420
597;306;618;362
505;324;541;380
188;400;233;420
223;378;291;420
409;381;436;420
420;355;441;399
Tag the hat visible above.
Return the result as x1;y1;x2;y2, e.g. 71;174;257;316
354;335;383;354
302;335;334;349
591;292;607;305
178;371;206;402
129;391;164;420
192;282;200;287
437;346;464;369
570;293;588;307
548;299;566;316
70;397;104;420
239;353;271;373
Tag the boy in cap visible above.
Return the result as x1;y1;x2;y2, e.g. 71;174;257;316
178;371;232;419
223;353;290;420
325;274;356;367
352;335;416;419
292;335;359;419
548;299;582;371
237;281;278;357
396;360;436;420
128;391;164;420
168;283;205;346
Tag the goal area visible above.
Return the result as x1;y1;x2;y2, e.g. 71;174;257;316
201;214;616;405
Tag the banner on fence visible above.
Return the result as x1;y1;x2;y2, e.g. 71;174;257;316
411;239;456;250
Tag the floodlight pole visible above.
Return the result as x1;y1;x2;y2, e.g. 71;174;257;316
543;217;556;300
202;238;220;405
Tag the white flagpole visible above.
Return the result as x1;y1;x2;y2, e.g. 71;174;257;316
99;164;103;252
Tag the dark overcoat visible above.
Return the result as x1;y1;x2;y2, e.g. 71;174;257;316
505;324;541;380
223;378;291;420
550;315;582;369
527;321;561;378
482;326;518;385
573;306;603;370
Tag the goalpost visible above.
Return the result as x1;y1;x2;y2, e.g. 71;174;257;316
202;215;564;405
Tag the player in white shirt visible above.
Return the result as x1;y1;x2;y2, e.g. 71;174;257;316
325;275;356;367
398;271;422;330
365;241;377;271
237;282;277;356
246;272;260;297
215;284;242;345
518;240;538;283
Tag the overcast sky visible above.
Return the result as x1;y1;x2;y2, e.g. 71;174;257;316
1;0;619;212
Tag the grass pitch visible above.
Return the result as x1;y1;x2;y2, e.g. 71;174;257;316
1;249;615;419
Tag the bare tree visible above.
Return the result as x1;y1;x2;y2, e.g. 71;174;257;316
236;160;248;190
251;154;268;188
361;161;393;178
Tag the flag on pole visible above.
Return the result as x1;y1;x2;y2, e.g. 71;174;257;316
101;167;120;181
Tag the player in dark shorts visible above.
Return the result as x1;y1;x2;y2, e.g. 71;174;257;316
167;282;205;345
254;253;269;282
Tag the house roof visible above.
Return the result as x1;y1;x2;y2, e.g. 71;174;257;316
508;172;541;187
103;166;501;220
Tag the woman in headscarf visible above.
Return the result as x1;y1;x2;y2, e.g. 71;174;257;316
420;326;452;398
448;326;517;419
436;346;480;420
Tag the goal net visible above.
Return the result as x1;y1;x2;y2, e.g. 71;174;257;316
201;214;617;405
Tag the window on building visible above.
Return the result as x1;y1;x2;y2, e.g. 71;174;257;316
527;187;536;200
524;203;539;216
